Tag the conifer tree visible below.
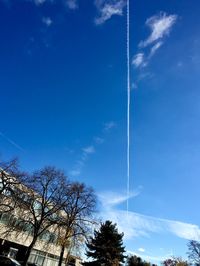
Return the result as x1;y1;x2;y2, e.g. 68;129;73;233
83;220;126;266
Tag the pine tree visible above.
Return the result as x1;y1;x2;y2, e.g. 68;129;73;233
83;220;126;266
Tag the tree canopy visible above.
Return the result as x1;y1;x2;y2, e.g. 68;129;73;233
162;257;189;266
126;255;151;266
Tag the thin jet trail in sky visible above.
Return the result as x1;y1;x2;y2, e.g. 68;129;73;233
127;0;131;215
0;132;24;152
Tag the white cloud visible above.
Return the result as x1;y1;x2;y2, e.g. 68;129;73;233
95;0;126;25
82;145;95;154
100;208;200;241
139;12;177;48
132;53;146;68
42;17;53;27
132;12;177;73
69;145;95;177
138;71;154;81
167;220;200;241
138;248;145;253
149;41;163;57
132;42;163;69
65;0;78;10
103;121;116;132
69;120;115;176
98;188;142;209
98;191;200;241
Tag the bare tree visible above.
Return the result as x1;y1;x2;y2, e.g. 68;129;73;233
0;161;97;266
188;240;200;265
0;158;26;213
16;166;68;266
57;182;96;266
162;257;189;266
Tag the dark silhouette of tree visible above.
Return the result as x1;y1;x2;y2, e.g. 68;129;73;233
187;240;200;265
162;257;189;266
19;166;68;266
0;158;26;213
126;255;150;266
57;182;96;266
162;258;177;266
83;220;126;266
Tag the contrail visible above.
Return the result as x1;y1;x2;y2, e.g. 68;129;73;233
126;0;131;214
0;131;25;152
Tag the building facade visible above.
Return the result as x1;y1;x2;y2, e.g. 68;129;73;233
0;172;82;266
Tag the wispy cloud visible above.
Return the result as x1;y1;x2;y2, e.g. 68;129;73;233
70;145;95;176
0;132;24;152
70;121;116;177
42;17;53;27
132;53;146;68
33;0;79;10
94;0;126;25
138;248;145;253
132;12;177;70
3;0;125;25
82;145;95;155
139;12;177;48
138;71;154;81
103;121;116;132
149;41;163;58
94;137;104;144
65;0;78;10
98;191;200;241
98;188;142;208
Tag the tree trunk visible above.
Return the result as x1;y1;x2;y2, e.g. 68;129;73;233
58;245;65;266
22;238;37;266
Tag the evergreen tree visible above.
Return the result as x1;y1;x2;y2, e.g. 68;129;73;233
83;220;126;266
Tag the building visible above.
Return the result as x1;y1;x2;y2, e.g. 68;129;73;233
0;170;82;266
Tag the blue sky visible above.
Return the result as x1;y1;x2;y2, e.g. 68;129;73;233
1;0;200;263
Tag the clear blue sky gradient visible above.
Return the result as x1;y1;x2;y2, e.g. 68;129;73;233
1;0;200;263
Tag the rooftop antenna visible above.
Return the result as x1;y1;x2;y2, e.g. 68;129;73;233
126;0;131;215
